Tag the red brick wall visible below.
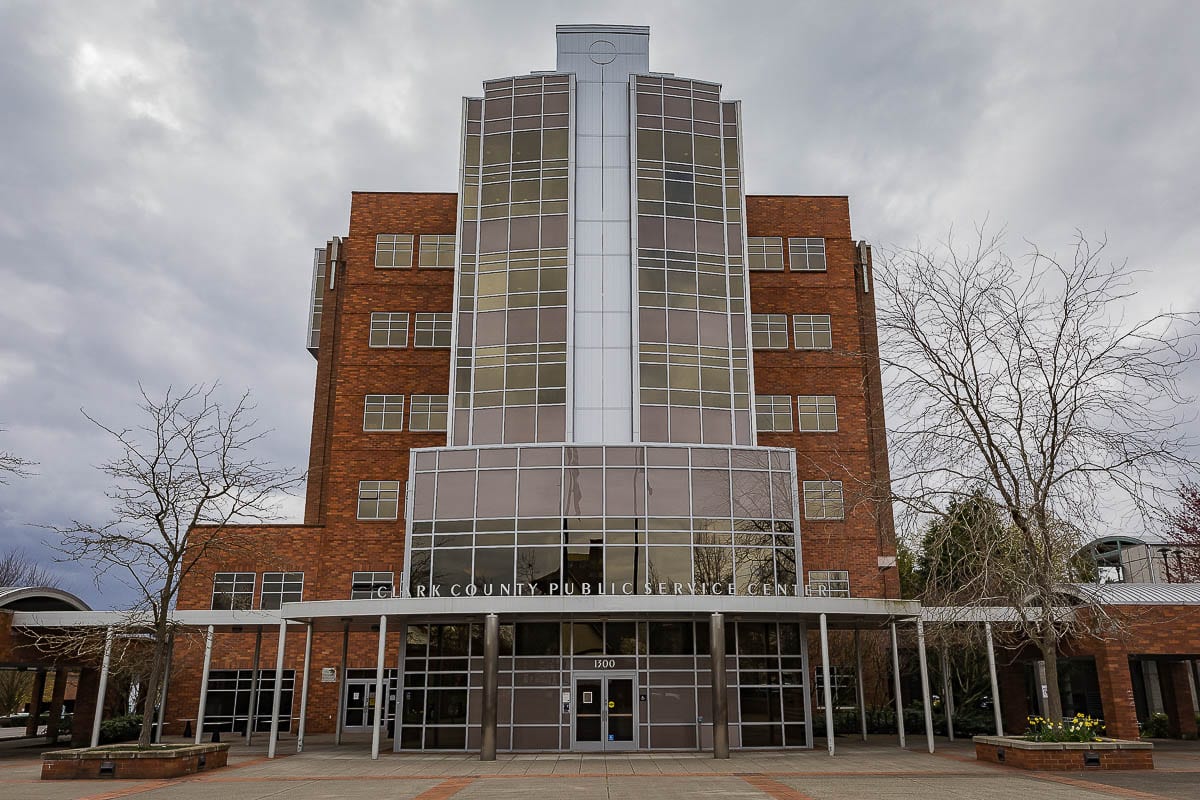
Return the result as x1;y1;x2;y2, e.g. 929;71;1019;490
746;196;898;599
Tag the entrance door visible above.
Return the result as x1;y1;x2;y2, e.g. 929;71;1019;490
571;671;637;751
343;680;378;731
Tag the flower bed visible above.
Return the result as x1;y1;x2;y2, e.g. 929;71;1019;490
41;743;230;780
974;736;1153;771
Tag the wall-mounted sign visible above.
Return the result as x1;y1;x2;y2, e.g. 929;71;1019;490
321;667;337;683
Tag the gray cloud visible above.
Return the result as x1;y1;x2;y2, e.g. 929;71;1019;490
2;0;1198;607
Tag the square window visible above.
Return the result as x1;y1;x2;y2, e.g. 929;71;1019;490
747;237;784;271
754;395;793;433
358;480;401;520
364;395;405;431
351;571;395;600
796;395;837;432
369;312;409;348
375;234;414;268
211;572;254;610
418;235;456;268
410;395;449;432
414;313;453;348
260;572;303;610
792;314;832;350
788;237;826;271
750;314;788;349
802;480;844;520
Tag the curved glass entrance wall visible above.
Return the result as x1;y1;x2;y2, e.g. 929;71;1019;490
405;444;800;598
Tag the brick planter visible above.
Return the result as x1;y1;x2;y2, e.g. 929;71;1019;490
973;735;1153;770
41;743;230;780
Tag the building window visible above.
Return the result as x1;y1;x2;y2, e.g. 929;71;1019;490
793;314;832;350
418;235;456;268
797;395;838;432
750;313;788;349
358;480;400;520
211;572;255;610
375;234;414;269
754;395;793;433
410;395;449;432
803;480;844;520
351;572;395;599
788;237;826;271
747;236;784;271
363;395;404;431
369;312;409;348
260;572;304;610
807;570;850;598
414;313;453;348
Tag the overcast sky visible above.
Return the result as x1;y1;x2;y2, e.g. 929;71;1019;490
2;1;1199;609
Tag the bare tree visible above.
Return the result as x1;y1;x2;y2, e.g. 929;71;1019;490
876;227;1198;722
46;384;303;747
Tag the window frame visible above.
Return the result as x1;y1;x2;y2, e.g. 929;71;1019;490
369;312;410;349
211;572;255;610
375;234;414;269
802;480;844;520
787;237;827;272
796;395;838;432
792;314;833;350
357;480;401;520
260;571;304;610
363;394;405;432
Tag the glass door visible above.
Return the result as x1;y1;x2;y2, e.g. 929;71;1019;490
571;671;637;751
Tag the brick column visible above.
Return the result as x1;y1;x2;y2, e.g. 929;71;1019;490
25;670;47;736
71;668;100;747
45;669;68;742
1160;661;1198;738
1094;646;1139;739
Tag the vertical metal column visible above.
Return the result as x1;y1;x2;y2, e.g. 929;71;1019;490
984;621;1003;735
297;623;313;752
371;615;388;760
268;621;288;758
90;626;114;748
940;648;955;741
195;625;214;744
916;619;935;753
481;613;499;761
819;614;835;755
154;635;173;743
246;628;263;744
854;628;868;742
709;612;730;759
890;622;905;748
335;623;349;746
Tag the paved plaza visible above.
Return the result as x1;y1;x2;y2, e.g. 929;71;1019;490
1;735;1198;800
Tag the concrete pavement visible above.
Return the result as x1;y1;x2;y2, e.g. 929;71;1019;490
1;734;1198;799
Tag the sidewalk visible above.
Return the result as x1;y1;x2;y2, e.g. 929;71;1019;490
1;734;1197;799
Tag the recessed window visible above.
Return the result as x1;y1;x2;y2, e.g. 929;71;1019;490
375;234;414;268
358;480;400;520
414;313;453;348
260;572;303;610
369;312;409;348
351;571;395;599
803;480;844;520
418;235;456;268
212;572;254;610
797;395;837;432
750;314;788;349
364;395;404;431
755;395;793;433
410;395;449;432
793;314;832;350
747;237;784;271
788;238;826;271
